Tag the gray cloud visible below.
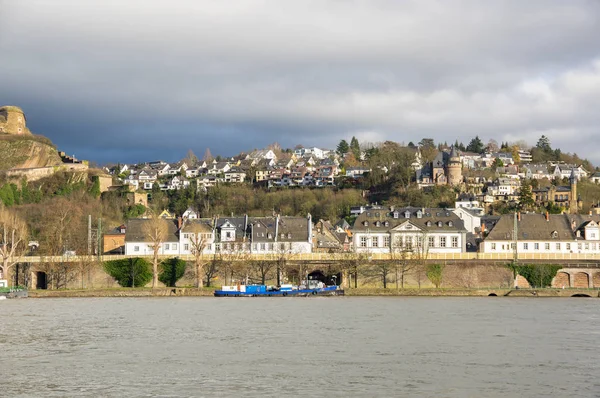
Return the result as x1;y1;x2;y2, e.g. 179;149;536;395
1;0;600;164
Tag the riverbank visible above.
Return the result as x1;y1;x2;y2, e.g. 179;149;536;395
25;287;600;298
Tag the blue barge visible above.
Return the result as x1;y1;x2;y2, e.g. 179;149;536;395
214;284;343;297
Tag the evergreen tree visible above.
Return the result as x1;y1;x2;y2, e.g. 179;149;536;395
518;180;535;210
350;136;361;159
336;139;350;156
466;136;484;153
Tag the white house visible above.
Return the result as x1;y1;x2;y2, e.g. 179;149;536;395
124;218;181;256
351;206;468;254
481;213;600;254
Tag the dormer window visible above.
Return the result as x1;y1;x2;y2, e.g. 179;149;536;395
576;230;581;238
437;221;443;227
416;211;423;219
551;231;558;238
375;221;380;227
287;233;292;239
281;233;285;239
384;221;389;227
404;211;411;219
268;233;272;239
364;221;369;227
426;221;432;227
393;211;399;219
448;221;453;227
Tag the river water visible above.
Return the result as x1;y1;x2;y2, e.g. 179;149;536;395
1;297;598;397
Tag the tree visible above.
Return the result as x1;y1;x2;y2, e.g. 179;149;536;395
536;135;552;152
159;257;187;287
492;157;504;168
512;264;562;288
390;235;417;289
466;136;484;153
185;149;198;166
486;139;499;153
142;211;170;288
518;180;535;210
418;138;437;163
187;220;211;288
0;205;28;285
350;136;361;159
203;148;214;163
336;139;350;156
426;263;445;288
104;257;153;287
89;176;101;199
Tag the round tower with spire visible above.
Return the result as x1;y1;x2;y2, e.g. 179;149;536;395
447;146;462;186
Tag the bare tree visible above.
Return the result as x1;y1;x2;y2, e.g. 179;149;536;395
203;148;214;163
0;205;28;285
142;211;170;288
186;220;211;288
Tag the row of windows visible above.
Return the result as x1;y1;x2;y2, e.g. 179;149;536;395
359;235;460;248
490;242;599;251
362;220;454;228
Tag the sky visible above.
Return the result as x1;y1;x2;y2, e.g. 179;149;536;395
1;0;600;165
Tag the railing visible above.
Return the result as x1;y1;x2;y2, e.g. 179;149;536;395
12;252;600;263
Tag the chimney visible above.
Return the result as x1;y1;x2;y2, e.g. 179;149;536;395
177;217;183;230
545;211;549;221
481;223;486;234
571;219;577;231
517;212;521;222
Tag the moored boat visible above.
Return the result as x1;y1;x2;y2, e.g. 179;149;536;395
214;282;343;297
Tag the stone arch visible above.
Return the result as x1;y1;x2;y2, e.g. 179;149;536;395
573;272;589;289
552;272;570;288
593;272;600;288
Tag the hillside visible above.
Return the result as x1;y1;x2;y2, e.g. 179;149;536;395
0;135;62;170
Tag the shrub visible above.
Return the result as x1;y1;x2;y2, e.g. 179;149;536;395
159;257;187;287
513;264;562;288
104;257;152;287
426;263;445;288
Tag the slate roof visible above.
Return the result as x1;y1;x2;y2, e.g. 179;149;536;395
352;207;467;233
125;218;179;242
485;213;574;241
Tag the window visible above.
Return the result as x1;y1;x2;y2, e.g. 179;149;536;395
440;237;446;247
523;243;528;250
184;244;189;251
578;243;582;251
375;221;380;227
261;243;266;250
183;233;189;239
534;243;539;250
585;243;589;250
426;221;432;227
172;244;177;251
428;236;435;247
566;243;571;251
545;243;550;250
451;236;458;248
360;236;368;247
164;243;170;250
268;233;272;239
437;221;443;227
592;233;596;238
448;221;453;227
372;237;378;247
556;243;561;251
383;236;390;247
404;211;411;219
134;245;140;252
491;243;496;250
226;232;232;238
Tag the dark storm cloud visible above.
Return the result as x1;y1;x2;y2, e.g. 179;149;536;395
1;0;600;164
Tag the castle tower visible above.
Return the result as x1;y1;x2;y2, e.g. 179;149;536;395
0;106;30;135
569;168;578;214
447;146;462;186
